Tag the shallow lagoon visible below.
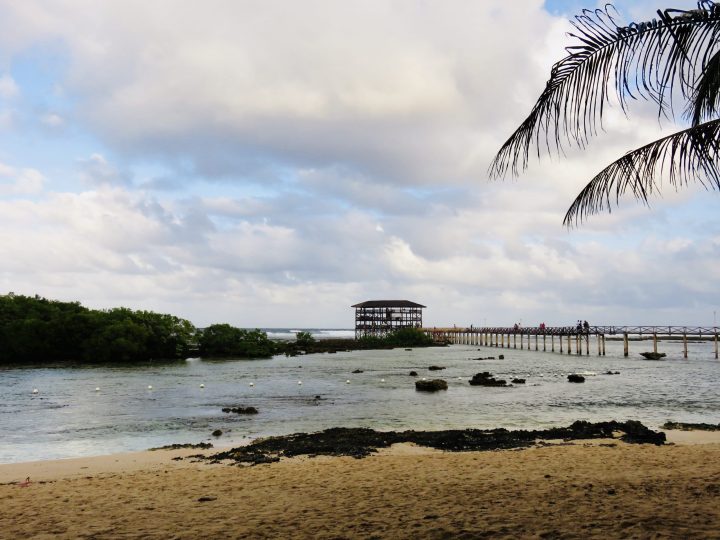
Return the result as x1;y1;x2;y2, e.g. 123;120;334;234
2;338;720;463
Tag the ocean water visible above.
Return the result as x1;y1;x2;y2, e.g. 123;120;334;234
2;333;720;463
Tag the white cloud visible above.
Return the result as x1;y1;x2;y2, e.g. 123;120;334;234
0;163;44;196
0;74;19;99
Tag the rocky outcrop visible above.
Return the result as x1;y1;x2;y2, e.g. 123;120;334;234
428;366;446;371
567;374;585;383
511;378;526;384
469;372;508;387
205;420;666;465
415;379;448;392
409;371;418;376
222;406;259;415
640;352;666;360
352;369;364;374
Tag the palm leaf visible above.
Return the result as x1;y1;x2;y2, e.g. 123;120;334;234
690;47;720;124
563;118;720;226
490;1;720;179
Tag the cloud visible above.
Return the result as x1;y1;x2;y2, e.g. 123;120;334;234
0;74;19;99
77;153;132;187
0;162;44;196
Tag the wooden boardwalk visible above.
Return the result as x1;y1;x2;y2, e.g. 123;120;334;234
423;326;720;358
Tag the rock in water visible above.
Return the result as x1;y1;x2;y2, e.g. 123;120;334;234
640;352;666;360
222;406;259;415
409;371;418;376
511;378;526;384
415;379;448;392
428;365;446;371
469;372;508;387
567;374;585;383
498;354;505;360
352;369;364;374
212;429;223;437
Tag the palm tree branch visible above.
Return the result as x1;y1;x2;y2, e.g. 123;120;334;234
563;117;720;226
489;1;720;180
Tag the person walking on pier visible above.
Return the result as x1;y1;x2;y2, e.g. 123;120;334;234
583;320;590;333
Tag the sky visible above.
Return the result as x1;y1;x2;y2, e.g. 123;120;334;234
0;0;717;328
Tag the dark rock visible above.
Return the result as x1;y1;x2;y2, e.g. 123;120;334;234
197;496;217;502
662;421;720;431
212;429;223;437
352;369;364;374
498;354;505;360
405;348;412;351
640;352;666;360
415;379;448;392
428;365;446;371
222;406;259;415
204;420;666;466
567;374;585;383
327;350;337;354
511;378;526;384
469;372;508;387
149;442;213;451
604;371;620;375
409;371;418;376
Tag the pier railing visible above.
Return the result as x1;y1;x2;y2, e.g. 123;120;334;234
421;326;720;359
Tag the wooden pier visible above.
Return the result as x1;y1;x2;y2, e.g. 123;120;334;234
423;326;720;359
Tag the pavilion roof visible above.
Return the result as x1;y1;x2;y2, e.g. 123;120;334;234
351;300;425;308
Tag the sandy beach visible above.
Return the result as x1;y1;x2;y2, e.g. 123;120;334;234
1;431;720;539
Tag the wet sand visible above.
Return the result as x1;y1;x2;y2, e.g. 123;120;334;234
2;434;720;539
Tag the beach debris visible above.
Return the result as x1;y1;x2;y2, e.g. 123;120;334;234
149;442;213;451
197;496;217;502
222;406;258;415
212;429;223;437
511;378;526;384
352;369;364;374
409;371;418;376
345;380;350;384
199;384;205;388
147;385;153;390
567;374;585;383
428;366;446;371
498;355;505;360
32;389;38;394
662;421;720;431
469;372;508;387
415;379;448;392
95;387;100;392
249;382;255;387
205;420;666;465
640;352;666;360
297;381;302;385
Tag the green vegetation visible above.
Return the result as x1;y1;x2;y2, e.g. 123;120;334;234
198;324;275;358
0;294;196;364
294;331;315;346
0;293;438;365
358;327;434;348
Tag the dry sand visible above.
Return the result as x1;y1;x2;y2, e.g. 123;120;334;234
2;435;720;539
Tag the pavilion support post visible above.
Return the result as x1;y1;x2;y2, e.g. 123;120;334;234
543;334;547;351
513;334;517;349
683;333;688;359
623;333;629;357
653;333;658;354
551;335;555;352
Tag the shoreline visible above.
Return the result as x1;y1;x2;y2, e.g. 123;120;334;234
3;428;720;484
3;435;720;538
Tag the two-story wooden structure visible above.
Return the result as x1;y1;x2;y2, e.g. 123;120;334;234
352;300;425;338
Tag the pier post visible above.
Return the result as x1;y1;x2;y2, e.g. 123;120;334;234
585;335;589;355
653;333;658;354
559;334;563;353
513;333;517;349
597;335;601;356
543;334;546;351
683;333;688;359
623;333;629;357
715;333;718;359
552;334;555;352
567;334;572;355
535;334;538;351
602;335;606;356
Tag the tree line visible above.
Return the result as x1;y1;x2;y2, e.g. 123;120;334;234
0;294;434;364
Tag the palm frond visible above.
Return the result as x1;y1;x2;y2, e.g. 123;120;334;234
489;1;720;179
563;118;720;226
690;47;720;124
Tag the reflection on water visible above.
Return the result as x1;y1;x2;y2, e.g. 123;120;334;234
2;338;720;463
